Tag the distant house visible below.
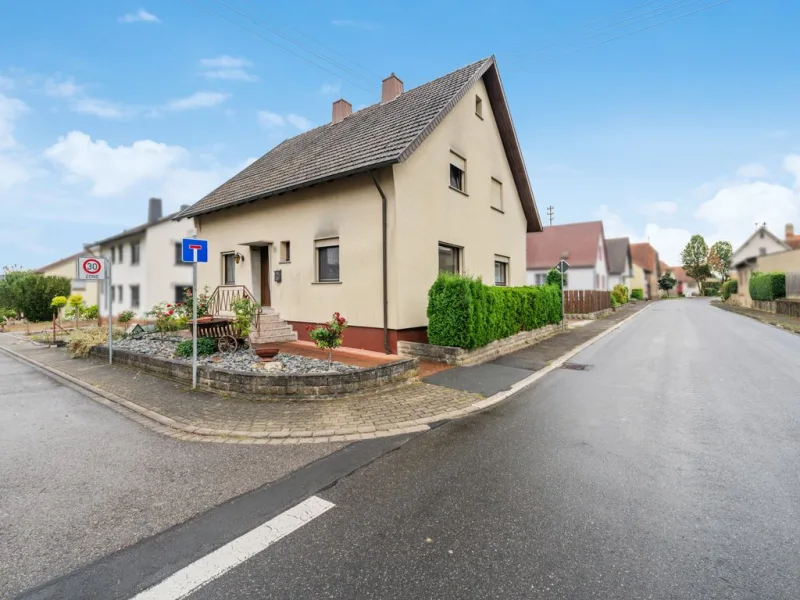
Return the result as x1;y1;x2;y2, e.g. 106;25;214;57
92;198;194;318
177;57;541;352
526;221;609;290
606;237;633;291
669;267;700;297
36;251;101;307
630;242;661;300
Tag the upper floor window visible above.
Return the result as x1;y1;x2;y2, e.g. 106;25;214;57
110;246;116;264
491;178;503;212
131;242;140;265
449;152;466;193
475;95;483;119
759;247;767;256
117;245;124;263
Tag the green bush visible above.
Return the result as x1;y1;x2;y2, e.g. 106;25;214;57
631;288;644;300
117;310;135;324
1;272;72;322
427;273;562;349
82;305;100;320
720;280;738;301
703;282;721;297
545;268;563;290
611;284;628;305
175;337;217;358
749;272;785;301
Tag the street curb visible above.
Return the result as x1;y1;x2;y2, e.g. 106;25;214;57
0;305;650;444
710;301;800;336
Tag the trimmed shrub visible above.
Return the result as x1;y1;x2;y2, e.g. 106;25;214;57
2;273;71;322
546;268;563;290
427;273;562;349
611;284;628;305
750;271;785;301
82;305;100;320
631;288;644;300
175;337;217;358
720;280;738;301
703;282;721;296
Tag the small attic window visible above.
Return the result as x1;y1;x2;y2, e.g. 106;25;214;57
475;95;483;119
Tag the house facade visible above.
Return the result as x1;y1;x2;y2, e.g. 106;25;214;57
178;57;541;353
732;224;793;306
734;248;800;306
606;237;633;291
36;251;100;307
630;242;661;300
669;267;699;297
525;221;609;290
95;198;195;318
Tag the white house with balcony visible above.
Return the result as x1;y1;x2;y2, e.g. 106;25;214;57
93;198;195;318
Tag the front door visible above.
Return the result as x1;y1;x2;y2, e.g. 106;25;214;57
260;246;271;306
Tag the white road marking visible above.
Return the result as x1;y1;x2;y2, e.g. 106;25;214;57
129;495;335;600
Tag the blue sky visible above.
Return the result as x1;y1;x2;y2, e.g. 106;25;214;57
2;0;799;268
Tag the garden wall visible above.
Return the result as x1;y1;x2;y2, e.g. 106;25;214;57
89;346;416;398
398;323;559;366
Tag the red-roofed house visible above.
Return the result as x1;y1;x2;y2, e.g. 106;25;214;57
630;242;661;300
526;221;609;290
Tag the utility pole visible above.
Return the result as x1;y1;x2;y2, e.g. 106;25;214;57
546;205;554;226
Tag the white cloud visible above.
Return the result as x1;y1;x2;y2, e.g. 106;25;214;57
200;56;257;82
118;9;160;23
597;204;691;265
331;19;379;30
258;111;285;129
164;92;230;111
737;162;769;179
286;114;313;131
320;83;341;95
44;77;82;98
645;201;678;215
0;92;29;149
73;97;131;119
44;131;188;196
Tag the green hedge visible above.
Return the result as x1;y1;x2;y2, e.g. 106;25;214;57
703;281;721;296
749;271;785;301
720;280;738;301
631;288;644;300
427;273;562;349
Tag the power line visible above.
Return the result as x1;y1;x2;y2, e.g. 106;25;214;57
186;0;376;95
508;0;735;71
210;0;378;85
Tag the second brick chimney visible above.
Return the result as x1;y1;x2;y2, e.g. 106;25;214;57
381;73;403;103
148;197;163;224
332;99;352;124
787;223;795;239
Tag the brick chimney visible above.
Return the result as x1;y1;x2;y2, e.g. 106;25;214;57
381;73;403;103
148;197;163;223
787;223;795;239
332;99;352;124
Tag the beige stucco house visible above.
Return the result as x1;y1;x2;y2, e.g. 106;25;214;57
732;224;795;306
177;57;541;352
734;248;800;306
36;251;100;307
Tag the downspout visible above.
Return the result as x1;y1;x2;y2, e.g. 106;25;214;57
368;170;391;354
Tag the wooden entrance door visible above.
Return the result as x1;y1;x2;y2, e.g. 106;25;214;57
260;246;271;306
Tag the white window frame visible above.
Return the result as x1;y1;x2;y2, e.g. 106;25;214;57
494;255;509;286
315;238;340;283
222;252;236;285
449;151;466;193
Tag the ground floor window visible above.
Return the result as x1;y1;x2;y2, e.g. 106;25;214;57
223;253;235;285
175;286;190;304
130;285;140;308
315;238;340;282
438;243;461;274
494;255;509;286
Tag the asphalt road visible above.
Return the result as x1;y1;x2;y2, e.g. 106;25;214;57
0;352;343;599
183;299;800;599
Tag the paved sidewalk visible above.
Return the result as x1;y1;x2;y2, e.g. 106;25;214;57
0;302;648;444
712;300;800;334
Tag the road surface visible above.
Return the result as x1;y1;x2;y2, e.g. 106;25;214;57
12;299;800;599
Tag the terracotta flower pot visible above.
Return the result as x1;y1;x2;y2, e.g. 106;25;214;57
255;347;279;361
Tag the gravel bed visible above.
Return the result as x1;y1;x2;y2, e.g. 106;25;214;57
114;334;359;374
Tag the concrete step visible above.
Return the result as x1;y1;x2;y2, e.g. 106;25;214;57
255;320;293;332
258;313;284;324
250;330;298;343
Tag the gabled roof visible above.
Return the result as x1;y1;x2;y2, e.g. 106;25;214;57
91;212;180;247
630;242;660;274
526;221;605;269
669;266;689;282
732;225;790;266
177;56;541;232
36;251;84;274
606;237;631;275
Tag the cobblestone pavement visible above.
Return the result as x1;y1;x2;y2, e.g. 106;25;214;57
0;303;648;444
712;299;800;334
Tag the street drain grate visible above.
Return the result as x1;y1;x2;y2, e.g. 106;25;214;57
561;362;593;371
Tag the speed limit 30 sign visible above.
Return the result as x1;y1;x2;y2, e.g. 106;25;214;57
77;256;106;280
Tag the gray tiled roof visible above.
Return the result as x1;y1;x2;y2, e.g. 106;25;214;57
176;57;541;231
606;237;631;275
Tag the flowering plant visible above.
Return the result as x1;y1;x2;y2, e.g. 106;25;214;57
181;285;211;318
146;302;188;335
307;312;348;369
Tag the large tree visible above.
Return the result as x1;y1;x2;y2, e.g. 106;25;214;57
708;240;733;282
681;234;710;295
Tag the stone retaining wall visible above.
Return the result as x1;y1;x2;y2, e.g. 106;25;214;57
566;308;613;320
397;324;559;366
752;300;777;313
89;346;417;398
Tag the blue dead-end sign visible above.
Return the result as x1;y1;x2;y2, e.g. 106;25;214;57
182;238;209;263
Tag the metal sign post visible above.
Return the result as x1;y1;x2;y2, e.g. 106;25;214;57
181;237;209;389
76;256;110;362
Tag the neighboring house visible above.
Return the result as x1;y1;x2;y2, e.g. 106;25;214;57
734;248;800;306
177;57;541;353
630;242;661;300
669;267;700;297
36;251;100;307
525;221;609;290
93;198;195;318
732;224;792;306
606;237;633;291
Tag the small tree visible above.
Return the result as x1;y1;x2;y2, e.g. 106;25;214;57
681;234;709;295
307;312;348;370
658;271;677;296
68;293;84;329
545;268;562;289
708;241;733;283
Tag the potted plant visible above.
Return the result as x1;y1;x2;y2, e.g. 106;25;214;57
307;312;348;370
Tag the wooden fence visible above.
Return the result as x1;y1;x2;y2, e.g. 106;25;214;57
786;271;800;299
564;290;611;314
